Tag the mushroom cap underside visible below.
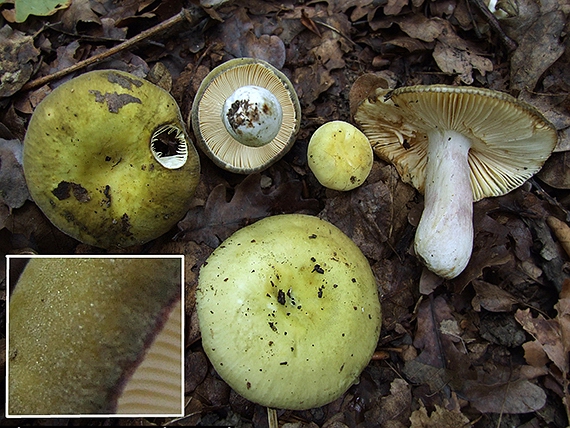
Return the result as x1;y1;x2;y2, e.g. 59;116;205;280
191;57;301;174
196;214;381;410
354;84;558;201
116;298;182;415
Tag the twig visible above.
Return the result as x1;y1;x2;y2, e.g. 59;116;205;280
20;6;207;92
267;407;279;428
468;0;517;53
313;20;356;46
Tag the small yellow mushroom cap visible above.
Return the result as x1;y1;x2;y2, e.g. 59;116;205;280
308;120;373;191
196;214;381;410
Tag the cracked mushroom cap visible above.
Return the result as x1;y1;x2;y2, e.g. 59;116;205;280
196;214;382;410
191;58;301;173
23;69;200;249
354;84;557;201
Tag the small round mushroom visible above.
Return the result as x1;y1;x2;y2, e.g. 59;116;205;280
23;69;200;249
308;120;373;191
191;57;301;173
196;214;382;410
8;257;182;416
354;84;557;279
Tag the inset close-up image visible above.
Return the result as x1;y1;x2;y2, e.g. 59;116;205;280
6;256;184;417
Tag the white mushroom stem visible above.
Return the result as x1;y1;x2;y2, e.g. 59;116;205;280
414;130;474;279
222;85;283;147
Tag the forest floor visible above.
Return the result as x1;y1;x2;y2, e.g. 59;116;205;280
1;0;570;427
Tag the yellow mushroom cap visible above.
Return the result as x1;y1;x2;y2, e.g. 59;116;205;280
308;120;373;191
196;214;381;410
191;58;301;173
23;69;200;249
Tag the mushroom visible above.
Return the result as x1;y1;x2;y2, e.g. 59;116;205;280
191;57;301;173
354;84;558;279
23;69;200;249
196;214;381;411
8;257;183;416
308;120;373;191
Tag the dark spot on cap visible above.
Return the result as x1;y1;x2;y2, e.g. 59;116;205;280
277;289;286;305
107;72;143;89
52;181;91;203
89;90;142;113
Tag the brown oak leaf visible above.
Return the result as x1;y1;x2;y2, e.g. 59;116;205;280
176;173;319;247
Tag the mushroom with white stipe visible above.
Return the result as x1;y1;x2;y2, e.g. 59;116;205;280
191;57;301;173
354;84;557;279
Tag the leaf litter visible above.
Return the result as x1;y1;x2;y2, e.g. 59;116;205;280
0;0;570;426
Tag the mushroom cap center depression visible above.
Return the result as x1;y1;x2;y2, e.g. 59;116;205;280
222;85;283;147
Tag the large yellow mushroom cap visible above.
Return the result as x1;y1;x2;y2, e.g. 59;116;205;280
23;69;200;249
196;214;381;410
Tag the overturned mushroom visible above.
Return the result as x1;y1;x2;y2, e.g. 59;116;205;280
191;58;301;173
355;85;557;279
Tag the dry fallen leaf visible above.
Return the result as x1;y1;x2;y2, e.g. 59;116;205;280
546;216;570;259
471;279;519;312
60;0;102;33
462;378;546;414
176;173;319;247
397;14;446;42
0;138;29;212
377;378;412;426
0;25;40;97
408;295;474;392
348;72;393;118
515;281;570;421
319;163;415;262
538;153;570;189
217;9;286;68
432;20;493;84
522;340;551;368
409;403;470;428
509;10;566;91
